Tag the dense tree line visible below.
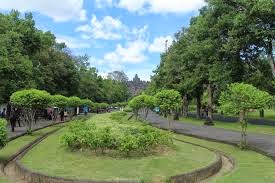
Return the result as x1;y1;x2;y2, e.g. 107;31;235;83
0;10;130;104
147;0;275;123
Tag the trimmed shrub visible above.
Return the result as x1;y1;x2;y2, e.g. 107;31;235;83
0;119;8;148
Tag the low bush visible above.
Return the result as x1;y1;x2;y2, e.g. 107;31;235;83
0;119;8;148
123;107;133;112
62;119;172;156
110;111;127;121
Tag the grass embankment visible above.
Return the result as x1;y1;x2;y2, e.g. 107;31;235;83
21;113;216;183
175;135;275;183
179;117;275;136
0;125;62;162
0;124;64;183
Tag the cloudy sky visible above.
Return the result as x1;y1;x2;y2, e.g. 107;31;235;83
0;0;206;81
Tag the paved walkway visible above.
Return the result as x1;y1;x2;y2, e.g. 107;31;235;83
7;119;64;139
144;112;275;160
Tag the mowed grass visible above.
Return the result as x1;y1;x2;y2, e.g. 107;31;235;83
178;117;275;136
175;134;275;183
21;114;217;183
0;177;12;183
0;123;65;183
0;125;62;162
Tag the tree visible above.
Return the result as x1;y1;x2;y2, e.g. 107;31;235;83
107;71;128;83
219;83;273;149
10;89;51;133
67;96;82;117
128;95;146;120
51;95;69;109
143;95;156;119
155;90;182;130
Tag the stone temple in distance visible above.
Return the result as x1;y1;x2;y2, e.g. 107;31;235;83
127;74;149;96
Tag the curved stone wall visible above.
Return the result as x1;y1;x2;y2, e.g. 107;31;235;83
13;133;225;183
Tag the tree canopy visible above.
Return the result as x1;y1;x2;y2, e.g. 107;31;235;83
0;11;130;104
148;0;275;123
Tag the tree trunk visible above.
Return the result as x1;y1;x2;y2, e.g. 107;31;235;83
239;110;247;149
207;84;214;124
173;110;179;120
145;108;149;119
182;94;188;117
267;40;275;78
259;109;264;118
196;94;201;119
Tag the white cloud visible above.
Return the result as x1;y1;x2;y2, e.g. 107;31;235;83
56;35;91;49
76;15;125;40
104;40;148;64
117;0;147;12
149;36;173;53
98;0;205;14
76;15;149;41
0;0;87;22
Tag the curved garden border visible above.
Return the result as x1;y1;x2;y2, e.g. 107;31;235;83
11;131;227;183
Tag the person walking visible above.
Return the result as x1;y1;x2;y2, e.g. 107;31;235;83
10;108;18;132
1;108;6;118
60;109;65;122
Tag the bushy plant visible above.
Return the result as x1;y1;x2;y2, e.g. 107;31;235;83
0;119;8;148
110;111;127;121
62;119;173;157
123;106;133;112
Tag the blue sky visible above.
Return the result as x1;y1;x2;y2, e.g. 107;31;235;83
0;0;206;81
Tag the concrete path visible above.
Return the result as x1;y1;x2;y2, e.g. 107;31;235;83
144;112;275;160
7;119;64;139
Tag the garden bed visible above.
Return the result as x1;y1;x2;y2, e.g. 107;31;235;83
19;113;218;183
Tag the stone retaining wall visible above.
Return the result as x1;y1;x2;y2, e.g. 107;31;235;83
170;154;222;183
13;133;224;183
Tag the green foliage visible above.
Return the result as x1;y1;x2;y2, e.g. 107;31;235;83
0;11;130;104
10;89;51;109
0;119;8;148
155;90;182;116
128;94;156;118
51;95;69;108
62;118;172;156
110;111;128;121
219;83;273;148
123;106;133;112
67;96;82;108
128;95;146;112
219;83;273;115
81;99;93;107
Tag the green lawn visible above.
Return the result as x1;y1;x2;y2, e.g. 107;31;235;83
247;110;275;120
0;123;65;183
0;177;12;183
21;114;217;183
175;134;275;183
178;117;275;136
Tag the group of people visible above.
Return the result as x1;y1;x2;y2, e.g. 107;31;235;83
46;108;65;122
1;105;67;133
